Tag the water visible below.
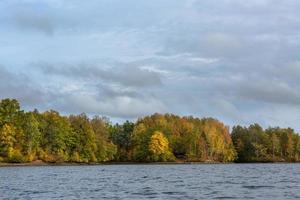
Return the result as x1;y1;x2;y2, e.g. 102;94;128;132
1;164;300;199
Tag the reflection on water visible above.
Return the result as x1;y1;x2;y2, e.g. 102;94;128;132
1;164;300;199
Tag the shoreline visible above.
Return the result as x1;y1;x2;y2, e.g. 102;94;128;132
1;160;299;167
0;160;221;167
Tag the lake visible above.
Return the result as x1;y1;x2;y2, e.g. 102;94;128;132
1;164;300;199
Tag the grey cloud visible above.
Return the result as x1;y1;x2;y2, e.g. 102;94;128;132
37;63;163;88
95;84;140;99
194;62;300;107
51;87;166;118
1;0;300;130
0;66;49;107
157;0;300;63
236;80;300;106
271;61;300;82
0;65;166;118
27;62;166;117
128;53;300;108
200;33;242;58
2;0;181;34
12;8;54;35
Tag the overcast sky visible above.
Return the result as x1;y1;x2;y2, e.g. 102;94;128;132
1;0;300;130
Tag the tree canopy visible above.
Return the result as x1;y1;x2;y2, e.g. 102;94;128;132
0;98;299;163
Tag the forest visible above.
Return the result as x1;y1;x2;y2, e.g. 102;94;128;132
1;98;300;163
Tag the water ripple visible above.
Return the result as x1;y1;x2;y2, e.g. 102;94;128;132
1;164;300;199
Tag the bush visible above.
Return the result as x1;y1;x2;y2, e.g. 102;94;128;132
8;150;26;163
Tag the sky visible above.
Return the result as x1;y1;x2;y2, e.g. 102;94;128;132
1;0;300;130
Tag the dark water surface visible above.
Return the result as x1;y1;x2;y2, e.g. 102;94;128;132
1;164;300;199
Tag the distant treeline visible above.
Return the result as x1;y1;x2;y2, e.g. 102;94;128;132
0;98;300;163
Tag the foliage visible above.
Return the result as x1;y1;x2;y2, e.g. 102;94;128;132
131;114;236;162
0;98;300;163
109;121;134;161
0;99;117;163
0;124;16;159
148;131;175;162
232;124;300;162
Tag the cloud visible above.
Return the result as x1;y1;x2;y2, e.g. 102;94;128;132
236;80;300;106
0;64;166;118
12;7;54;35
36;63;163;88
53;92;166;118
2;0;181;35
1;0;300;131
0;66;49;107
200;33;242;57
27;62;166;117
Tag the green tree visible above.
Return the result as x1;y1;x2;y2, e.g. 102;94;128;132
20;113;41;161
110;121;134;161
69;114;97;162
39;110;71;162
0;99;21;126
91;115;116;162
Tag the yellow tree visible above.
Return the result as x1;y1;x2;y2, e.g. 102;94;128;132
148;131;174;161
0;124;16;160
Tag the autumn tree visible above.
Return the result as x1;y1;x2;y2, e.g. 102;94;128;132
69;114;97;162
38;110;71;162
148;131;174;161
19;112;41;161
132;114;236;162
91;115;116;162
0;124;15;160
1;98;300;164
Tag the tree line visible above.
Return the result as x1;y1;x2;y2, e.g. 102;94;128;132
0;98;299;163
